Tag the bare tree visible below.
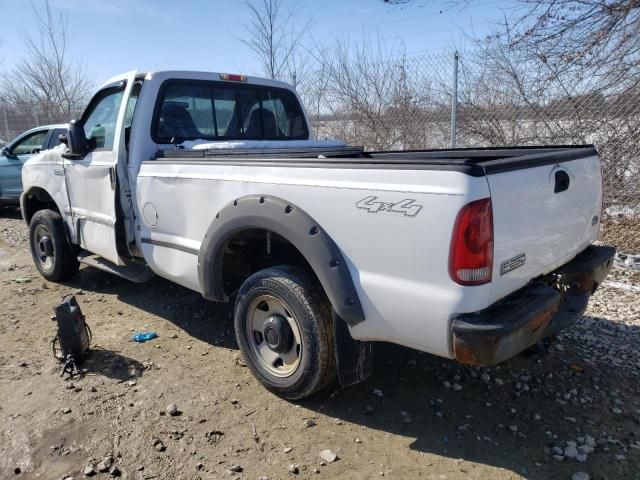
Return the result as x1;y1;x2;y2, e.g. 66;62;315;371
506;1;639;88
1;0;92;127
314;39;450;149
384;0;639;92
471;2;640;215
298;42;331;136
241;0;311;84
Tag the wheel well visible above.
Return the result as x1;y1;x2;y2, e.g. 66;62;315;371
22;188;60;224
221;229;315;295
199;195;365;326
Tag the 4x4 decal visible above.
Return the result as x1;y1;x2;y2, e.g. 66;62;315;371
356;196;423;217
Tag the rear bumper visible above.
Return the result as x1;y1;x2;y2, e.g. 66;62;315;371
451;245;615;366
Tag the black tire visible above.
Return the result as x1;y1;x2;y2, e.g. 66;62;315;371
234;266;336;400
29;209;79;281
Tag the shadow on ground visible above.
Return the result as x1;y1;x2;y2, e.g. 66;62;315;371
65;266;238;350
64;265;639;480
303;318;639;479
81;347;146;382
0;205;22;219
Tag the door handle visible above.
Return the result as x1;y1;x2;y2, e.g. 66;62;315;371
554;170;570;193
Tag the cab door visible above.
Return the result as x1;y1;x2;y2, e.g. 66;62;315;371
64;71;137;265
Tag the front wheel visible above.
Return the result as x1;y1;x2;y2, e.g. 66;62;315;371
234;266;336;399
29;209;79;281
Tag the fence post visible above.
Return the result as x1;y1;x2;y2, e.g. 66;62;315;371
2;107;9;140
450;50;459;148
32;106;40;127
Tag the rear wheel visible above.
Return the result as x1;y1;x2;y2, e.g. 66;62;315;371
234;266;335;399
29;209;79;281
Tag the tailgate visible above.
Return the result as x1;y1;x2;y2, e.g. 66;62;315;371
485;149;602;302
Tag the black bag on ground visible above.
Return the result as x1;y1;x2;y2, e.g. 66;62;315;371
52;295;91;363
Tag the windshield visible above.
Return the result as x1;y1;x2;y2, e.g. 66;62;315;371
152;80;308;143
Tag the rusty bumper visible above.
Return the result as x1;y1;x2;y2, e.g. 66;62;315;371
452;245;615;366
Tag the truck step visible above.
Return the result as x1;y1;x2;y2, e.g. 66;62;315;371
77;252;155;283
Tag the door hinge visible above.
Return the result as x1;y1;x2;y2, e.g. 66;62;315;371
109;168;116;190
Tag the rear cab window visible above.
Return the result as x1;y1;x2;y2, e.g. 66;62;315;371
152;80;308;143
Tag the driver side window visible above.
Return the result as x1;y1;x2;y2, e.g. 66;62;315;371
82;87;125;150
11;131;48;156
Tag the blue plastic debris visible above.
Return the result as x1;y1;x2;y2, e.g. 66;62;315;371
132;331;158;343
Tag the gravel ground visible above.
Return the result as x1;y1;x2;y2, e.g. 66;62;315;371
0;208;638;480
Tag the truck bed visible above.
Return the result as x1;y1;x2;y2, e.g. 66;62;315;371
152;142;602;306
155;145;597;177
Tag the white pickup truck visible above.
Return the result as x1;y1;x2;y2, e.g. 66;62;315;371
21;70;614;399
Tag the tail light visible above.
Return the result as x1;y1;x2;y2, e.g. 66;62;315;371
449;198;493;286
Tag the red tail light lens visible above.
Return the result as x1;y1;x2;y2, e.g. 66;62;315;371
449;198;493;286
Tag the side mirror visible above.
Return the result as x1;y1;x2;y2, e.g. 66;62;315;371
1;146;9;157
65;119;88;158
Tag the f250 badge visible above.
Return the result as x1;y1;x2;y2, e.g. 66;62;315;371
356;196;423;217
500;253;526;275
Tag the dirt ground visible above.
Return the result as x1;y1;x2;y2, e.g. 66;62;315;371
1;207;639;480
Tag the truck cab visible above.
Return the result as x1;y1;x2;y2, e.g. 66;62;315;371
22;70;313;269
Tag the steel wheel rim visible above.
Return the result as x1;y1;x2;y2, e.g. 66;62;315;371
33;224;54;272
245;294;302;378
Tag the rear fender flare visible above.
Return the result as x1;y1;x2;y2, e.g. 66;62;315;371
198;195;365;326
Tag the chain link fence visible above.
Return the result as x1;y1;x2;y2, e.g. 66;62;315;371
0;104;39;146
0;99;62;148
307;50;639;253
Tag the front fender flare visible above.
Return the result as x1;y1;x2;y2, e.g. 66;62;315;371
20;187;58;224
198;195;365;326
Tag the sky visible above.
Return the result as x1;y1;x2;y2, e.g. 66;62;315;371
0;0;514;88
